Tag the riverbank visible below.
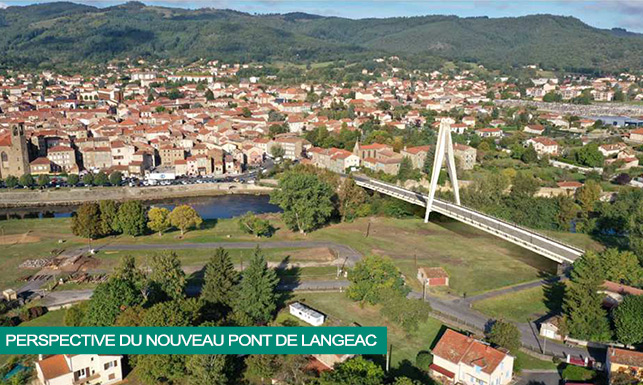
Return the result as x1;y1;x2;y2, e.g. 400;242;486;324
0;182;274;208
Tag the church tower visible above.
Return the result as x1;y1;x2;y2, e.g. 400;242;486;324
6;123;31;177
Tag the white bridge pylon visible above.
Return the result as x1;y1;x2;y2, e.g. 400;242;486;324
424;119;460;223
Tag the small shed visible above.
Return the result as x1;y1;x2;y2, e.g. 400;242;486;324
289;302;325;326
539;315;564;341
417;267;449;287
2;289;17;301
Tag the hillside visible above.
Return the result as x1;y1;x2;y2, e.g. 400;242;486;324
1;2;642;72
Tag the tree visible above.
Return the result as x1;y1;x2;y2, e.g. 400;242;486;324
270;144;285;159
269;124;289;137
397;156;415;182
137;354;187;385
599;249;642;286
486;320;521;353
169;205;203;236
118;200;147;236
575;143;604;168
82;172;94;186
82;277;143;326
99;200;121;235
521;145;538;164
113;255;145;291
187;355;232;385
510;172;539;198
575;180;601;214
64;302;88;326
109;171;123;186
613;295;643;346
71;203;105;240
233;247;279;325
422;146;435;175
37;174;50;187
238;212;273;237
5;175;18;188
347;255;409;305
142;298;199;326
149;251;186;301
67;174;79;186
241;107;252;118
148;207;171;236
270;172;335;233
319;357;385;385
337;176;369;222
245;354;282;385
562;252;611;341
380;295;431;332
415;351;433;370
19;173;33;187
202;248;239;317
94;171;109;186
615;173;632;185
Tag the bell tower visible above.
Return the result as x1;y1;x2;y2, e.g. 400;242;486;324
8;123;31;177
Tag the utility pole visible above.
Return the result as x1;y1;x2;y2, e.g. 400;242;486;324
422;281;427;301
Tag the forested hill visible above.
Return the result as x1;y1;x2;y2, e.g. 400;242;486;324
1;1;642;72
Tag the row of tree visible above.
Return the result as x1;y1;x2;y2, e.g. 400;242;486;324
1;171;124;189
71;201;203;239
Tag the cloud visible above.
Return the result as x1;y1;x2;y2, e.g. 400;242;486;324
0;2;7;8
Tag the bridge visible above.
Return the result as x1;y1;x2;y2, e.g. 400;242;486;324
353;175;584;264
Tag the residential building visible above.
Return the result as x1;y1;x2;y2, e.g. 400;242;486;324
453;144;477;170
35;354;123;385
429;329;514;385
159;145;185;166
273;137;304;160
629;128;643;143
526;137;559;156
47;145;77;172
30;157;53;175
401;145;431;169
606;348;643;384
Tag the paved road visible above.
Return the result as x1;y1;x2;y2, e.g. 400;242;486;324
515;371;561;385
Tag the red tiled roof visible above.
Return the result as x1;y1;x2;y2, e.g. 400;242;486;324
429;363;455;379
432;329;508;375
609;347;643;367
37;355;70;380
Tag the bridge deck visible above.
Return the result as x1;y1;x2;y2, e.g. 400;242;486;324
354;176;583;264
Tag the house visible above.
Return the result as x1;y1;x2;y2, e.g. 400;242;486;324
429;329;514;385
599;143;627;157
401;145;431;169
539;315;564;341
35;354;122;385
475;128;503;138
417;267;449;287
606;348;643;384
454;144;477;170
524;125;545;135
600;280;643;309
30;157;54;175
526;137;559;156
289;302;325;326
630;128;643;143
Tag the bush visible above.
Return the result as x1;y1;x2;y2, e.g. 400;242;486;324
19;306;47;322
415;351;433;370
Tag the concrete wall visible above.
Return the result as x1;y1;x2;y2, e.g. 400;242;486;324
0;183;273;208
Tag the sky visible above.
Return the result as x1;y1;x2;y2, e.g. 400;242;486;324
1;0;643;33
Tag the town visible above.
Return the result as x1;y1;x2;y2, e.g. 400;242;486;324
1;3;643;385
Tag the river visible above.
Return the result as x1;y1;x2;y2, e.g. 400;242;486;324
0;194;281;220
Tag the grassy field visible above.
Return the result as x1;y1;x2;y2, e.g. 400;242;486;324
18;309;67;327
0;213;564;295
472;287;550;323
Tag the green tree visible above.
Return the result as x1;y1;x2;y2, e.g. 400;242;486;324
202;248;239;317
245;354;282;385
422;146;435;175
142;298;199;326
109;171;123;186
187;355;232;385
169;205;203;236
82;277;143;326
575;143;604;168
71;203;105;240
397;156;415;182
99;200;121;235
562;251;611;341
19;173;33;187
270;172;335;233
118;200;147;236
113;254;145;291
233;247;279;325
148;207;172;236
238;212;273;237
613;295;643;346
241;107;252;118
94;171;109;186
82;172;94;186
269;124;289;137
205;89;214;101
521;145;538;164
64;302;88;326
575;180;601;213
556;195;578;231
67;174;79;186
37;174;50;187
380;295;431;332
486;320;521;352
347;255;409;305
510;172;539;198
415;351;433;370
5;175;18;188
319;357;385;385
149;251;186;301
137;354;187;385
338;176;369;222
270;144;285;159
599;249;642;286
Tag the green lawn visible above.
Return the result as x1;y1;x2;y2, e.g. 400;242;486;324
19;309;67;327
515;351;557;371
472;287;549;323
1;214;562;296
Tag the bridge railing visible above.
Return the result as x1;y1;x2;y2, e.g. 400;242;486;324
354;175;584;259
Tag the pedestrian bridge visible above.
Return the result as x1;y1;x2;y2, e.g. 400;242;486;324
353;175;584;264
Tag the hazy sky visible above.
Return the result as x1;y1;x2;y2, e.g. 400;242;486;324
1;1;643;33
